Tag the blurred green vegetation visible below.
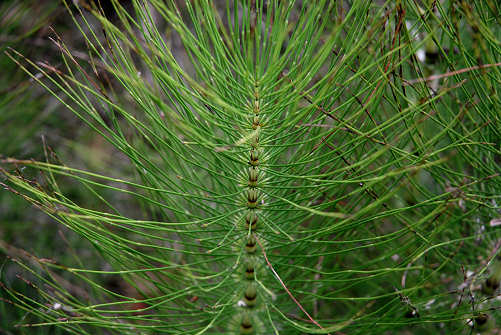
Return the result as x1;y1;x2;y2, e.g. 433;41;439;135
0;2;138;333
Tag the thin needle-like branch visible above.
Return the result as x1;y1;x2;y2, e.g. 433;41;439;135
256;237;330;334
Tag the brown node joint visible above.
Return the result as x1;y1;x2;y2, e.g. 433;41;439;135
245;286;257;299
250;149;259;166
247;201;258;209
474;313;489;327
240;322;254;334
245;294;257;305
252;115;260;129
245;210;258;230
244;284;257;307
247;189;258;202
482;276;500;295
248;167;258;187
486;277;500;290
245;264;255;280
247;189;258;208
245;235;257;253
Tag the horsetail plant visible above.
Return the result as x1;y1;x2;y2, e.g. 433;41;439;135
1;0;501;334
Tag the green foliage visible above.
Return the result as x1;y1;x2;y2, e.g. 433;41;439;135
1;0;500;334
0;2;67;333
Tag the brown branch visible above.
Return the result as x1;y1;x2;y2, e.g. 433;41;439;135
404;62;501;86
255;237;330;334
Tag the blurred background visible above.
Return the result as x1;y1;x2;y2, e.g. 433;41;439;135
0;1;141;333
